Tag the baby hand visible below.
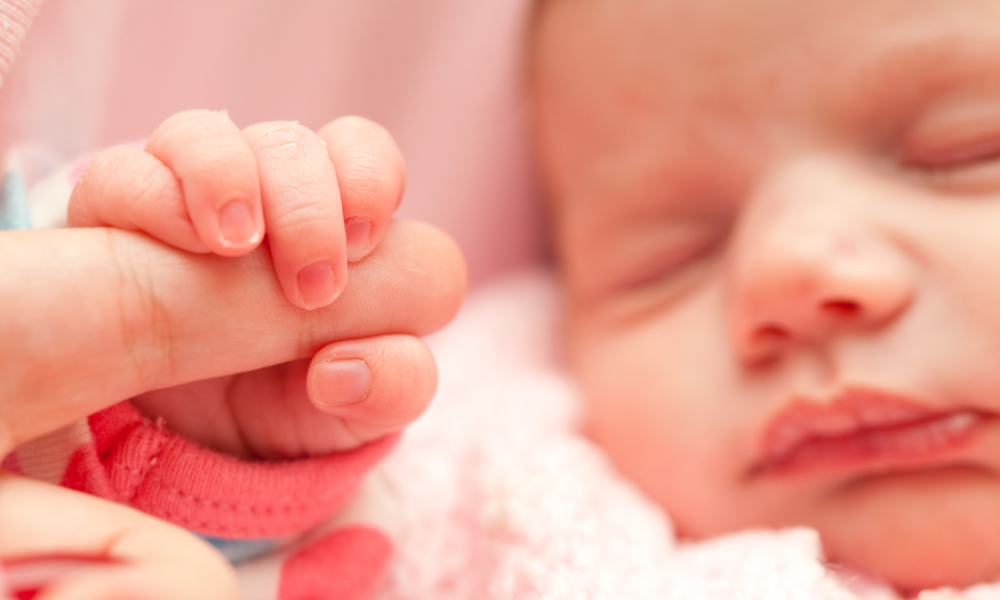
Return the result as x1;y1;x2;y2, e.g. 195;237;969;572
69;109;404;310
65;110;461;459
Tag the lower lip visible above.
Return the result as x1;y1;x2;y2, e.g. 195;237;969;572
753;412;990;478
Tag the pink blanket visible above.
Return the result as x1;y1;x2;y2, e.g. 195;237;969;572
367;268;1000;600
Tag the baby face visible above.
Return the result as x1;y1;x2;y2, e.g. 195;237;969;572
533;0;1000;590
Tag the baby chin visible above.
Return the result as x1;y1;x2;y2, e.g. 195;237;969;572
814;466;1000;592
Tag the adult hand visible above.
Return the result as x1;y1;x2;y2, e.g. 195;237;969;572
0;219;466;458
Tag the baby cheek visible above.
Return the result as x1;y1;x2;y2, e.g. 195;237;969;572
572;294;770;532
574;319;728;487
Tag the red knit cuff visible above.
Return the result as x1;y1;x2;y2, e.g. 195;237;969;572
61;402;398;538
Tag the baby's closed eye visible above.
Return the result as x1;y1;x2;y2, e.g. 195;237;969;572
898;97;1000;194
612;224;727;292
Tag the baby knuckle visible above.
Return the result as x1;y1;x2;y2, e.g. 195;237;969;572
244;121;325;158
340;151;402;201
149;110;237;152
323;115;395;144
268;198;331;231
129;159;180;210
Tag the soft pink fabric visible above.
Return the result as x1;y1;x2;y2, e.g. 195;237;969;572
0;0;543;286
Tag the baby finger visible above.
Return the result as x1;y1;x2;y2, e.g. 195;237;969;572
68;145;207;253
317;116;406;262
243;121;348;310
307;334;438;442
146;109;265;257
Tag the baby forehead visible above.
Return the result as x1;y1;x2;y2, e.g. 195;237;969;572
533;0;1000;170
532;0;1000;90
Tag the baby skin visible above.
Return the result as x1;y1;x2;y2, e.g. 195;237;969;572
67;109;465;460
533;0;1000;592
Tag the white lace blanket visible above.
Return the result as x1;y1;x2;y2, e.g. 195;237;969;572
372;268;1000;600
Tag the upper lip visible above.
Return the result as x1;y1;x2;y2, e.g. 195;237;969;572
754;387;989;476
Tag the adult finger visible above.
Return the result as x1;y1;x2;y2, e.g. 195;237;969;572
243;121;347;310
306;334;437;444
0;220;466;453
0;474;237;600
317;116;406;262
146;109;265;256
67;145;209;253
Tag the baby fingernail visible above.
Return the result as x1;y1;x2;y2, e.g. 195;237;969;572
313;359;371;409
218;199;259;247
345;217;372;262
297;260;340;309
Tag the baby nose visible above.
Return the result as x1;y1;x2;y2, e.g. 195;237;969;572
729;203;915;367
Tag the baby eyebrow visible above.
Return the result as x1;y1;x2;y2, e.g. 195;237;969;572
830;24;1000;133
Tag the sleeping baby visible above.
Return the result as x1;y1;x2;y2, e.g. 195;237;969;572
6;0;1000;596
531;0;1000;592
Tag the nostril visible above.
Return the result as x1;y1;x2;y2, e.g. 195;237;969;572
755;324;787;342
821;299;860;317
746;324;789;367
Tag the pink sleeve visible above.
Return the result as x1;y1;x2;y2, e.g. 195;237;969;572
58;402;396;538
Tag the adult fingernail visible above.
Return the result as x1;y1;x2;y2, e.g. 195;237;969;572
313;359;371;409
345;217;372;262
297;261;340;309
218;199;260;247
